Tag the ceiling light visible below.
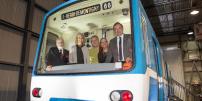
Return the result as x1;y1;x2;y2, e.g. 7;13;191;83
190;10;199;15
188;31;194;35
122;8;129;16
166;47;178;51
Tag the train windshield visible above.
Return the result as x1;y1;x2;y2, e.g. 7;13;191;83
36;0;134;74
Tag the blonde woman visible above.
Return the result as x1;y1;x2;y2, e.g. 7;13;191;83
69;33;89;64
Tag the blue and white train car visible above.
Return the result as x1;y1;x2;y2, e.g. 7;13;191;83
31;0;169;101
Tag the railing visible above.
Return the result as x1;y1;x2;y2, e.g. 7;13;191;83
168;78;200;101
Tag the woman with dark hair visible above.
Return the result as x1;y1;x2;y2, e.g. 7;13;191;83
98;38;112;63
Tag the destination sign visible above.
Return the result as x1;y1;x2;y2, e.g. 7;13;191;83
61;4;101;20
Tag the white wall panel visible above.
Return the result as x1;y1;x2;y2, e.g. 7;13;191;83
163;47;185;86
29;37;38;66
0;64;19;101
0;0;27;27
32;0;64;33
32;8;45;34
0;27;23;64
158;35;179;43
36;0;63;10
26;71;32;101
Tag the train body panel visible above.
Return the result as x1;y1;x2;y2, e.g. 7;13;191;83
31;0;170;101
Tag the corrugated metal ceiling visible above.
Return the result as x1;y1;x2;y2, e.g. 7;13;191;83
141;0;202;36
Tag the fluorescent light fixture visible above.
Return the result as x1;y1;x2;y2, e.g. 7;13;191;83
166;47;178;51
163;44;178;51
188;31;194;35
190;10;199;15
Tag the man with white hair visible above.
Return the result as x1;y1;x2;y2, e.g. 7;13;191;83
46;37;69;71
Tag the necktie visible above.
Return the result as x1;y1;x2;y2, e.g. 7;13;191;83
59;49;63;59
119;37;122;61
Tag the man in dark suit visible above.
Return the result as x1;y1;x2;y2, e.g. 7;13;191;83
46;37;69;71
106;22;132;62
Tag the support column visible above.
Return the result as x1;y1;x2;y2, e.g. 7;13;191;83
17;0;35;101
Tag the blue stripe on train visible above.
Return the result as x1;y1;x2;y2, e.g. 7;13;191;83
50;98;90;101
149;77;158;101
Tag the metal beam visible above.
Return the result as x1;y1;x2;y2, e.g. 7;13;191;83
185;71;202;73
35;3;48;13
17;0;35;100
156;29;190;36
0;19;39;38
148;6;202;17
158;30;189;34
150;15;200;25
154;24;193;30
144;0;190;10
0;61;23;67
24;0;48;13
0;60;33;69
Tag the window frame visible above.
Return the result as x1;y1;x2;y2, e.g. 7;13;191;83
34;0;136;75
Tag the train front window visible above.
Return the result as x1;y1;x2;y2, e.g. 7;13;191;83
36;0;134;74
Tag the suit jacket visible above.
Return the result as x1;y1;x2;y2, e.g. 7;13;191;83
106;34;132;62
69;45;89;64
46;47;69;66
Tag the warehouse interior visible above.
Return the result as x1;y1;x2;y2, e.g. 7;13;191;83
141;0;202;100
0;0;202;101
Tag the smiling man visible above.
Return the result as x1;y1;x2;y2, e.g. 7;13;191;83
106;22;132;63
